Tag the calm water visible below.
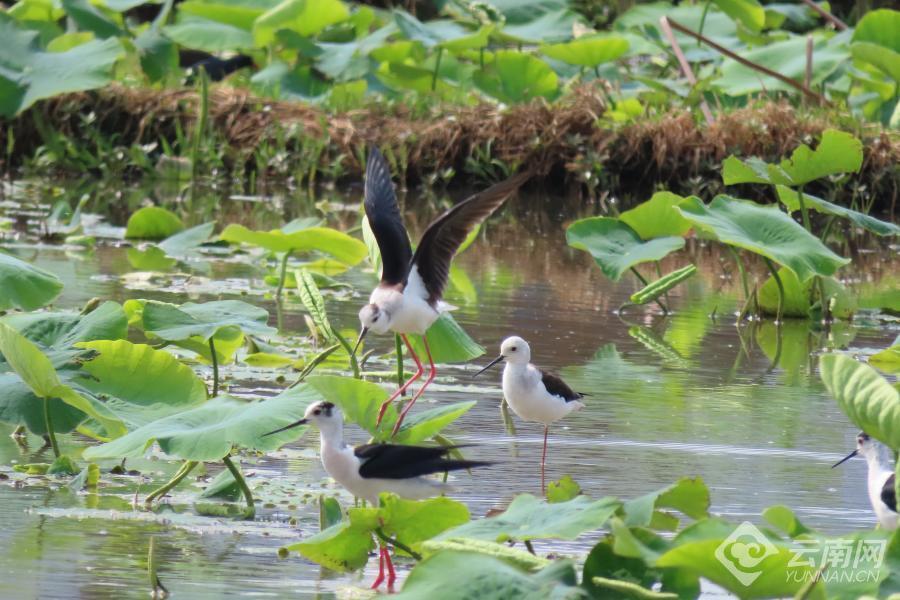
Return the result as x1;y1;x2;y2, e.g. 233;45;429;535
0;180;897;598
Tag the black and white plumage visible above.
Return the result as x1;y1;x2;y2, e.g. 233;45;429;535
833;431;898;530
474;336;587;494
264;400;490;590
356;147;532;436
265;401;489;506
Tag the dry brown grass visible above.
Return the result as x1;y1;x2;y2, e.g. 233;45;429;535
4;84;897;209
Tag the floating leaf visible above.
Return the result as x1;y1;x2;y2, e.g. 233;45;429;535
421;538;549;571
437;493;620;542
126;246;177;271
473;51;559;104
675;195;849;281
546;475;581;503
623;477;710;528
566;218;684;282
220;223;367;265
285;508;377;571
656;519;818;598
775;186;899;237
393;551;581;598
619;192;694;240
199;467;242;500
820;354;900;450
76;340;208;427
84;384;322;461
125;206;184;241
870;345;900;375
758;267;856;319
158;222;216;257
142;300;275;342
0;251;63;311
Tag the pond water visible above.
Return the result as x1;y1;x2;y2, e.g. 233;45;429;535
0;180;897;598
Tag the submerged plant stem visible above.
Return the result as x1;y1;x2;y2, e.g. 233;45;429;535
727;247;750;300
209;337;219;397
145;461;199;506
43;397;60;458
222;454;255;516
629;267;669;315
763;258;785;323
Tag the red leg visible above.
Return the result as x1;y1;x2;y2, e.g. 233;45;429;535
370;546;386;590
385;546;397;592
541;426;549;495
391;337;436;438
376;335;424;427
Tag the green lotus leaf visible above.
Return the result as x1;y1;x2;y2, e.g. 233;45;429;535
675;195;849;281
436;493;620;542
125;206;184;240
775;186;899;237
142;299;275;342
540;35;629;67
473;51;559;104
619;192;695;240
220;223;366;264
0;251;63;311
566;217;685;281
820;354;900;451
83;384;323;461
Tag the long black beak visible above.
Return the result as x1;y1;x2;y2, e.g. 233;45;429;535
832;449;858;468
263;418;308;437
474;355;504;378
352;327;368;357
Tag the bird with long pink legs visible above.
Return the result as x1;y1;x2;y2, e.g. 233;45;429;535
355;147;531;437
264;401;491;591
475;336;588;494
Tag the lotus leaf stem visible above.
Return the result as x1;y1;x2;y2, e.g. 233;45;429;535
727;247;750;301
222;454;255;516
145;460;198;506
374;527;422;561
43;397;60;458
629;267;669;315
696;0;711;46
276;251;291;301
763;258;785;324
190;68;209;180
431;48;444;92
796;187;812;232
335;332;361;379
209;337;220;397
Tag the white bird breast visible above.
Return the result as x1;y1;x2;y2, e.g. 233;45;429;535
371;267;442;335
502;364;584;425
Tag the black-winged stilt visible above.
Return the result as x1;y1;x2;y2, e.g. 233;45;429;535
474;336;587;494
355;147;532;437
832;431;898;530
265;400;490;590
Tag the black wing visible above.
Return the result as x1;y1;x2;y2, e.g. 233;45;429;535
364;147;413;286
411;170;532;304
540;370;585;402
882;474;897;512
355;443;490;479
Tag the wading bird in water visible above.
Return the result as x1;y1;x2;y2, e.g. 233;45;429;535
475;336;587;494
265;401;490;590
832;431;898;530
355;147;532;437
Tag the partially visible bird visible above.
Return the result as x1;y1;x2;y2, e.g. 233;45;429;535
265;400;490;590
475;336;587;494
833;431;898;530
356;148;532;437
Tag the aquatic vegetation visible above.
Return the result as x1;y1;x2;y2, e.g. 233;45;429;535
0;251;63;311
569;129;896;323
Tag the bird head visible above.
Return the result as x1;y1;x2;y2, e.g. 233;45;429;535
474;335;530;377
263;401;341;437
358;303;391;336
833;431;893;467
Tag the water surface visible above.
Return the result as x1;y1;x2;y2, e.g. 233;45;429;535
0;180;897;598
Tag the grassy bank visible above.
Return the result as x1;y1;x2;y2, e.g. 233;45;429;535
3;86;898;212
